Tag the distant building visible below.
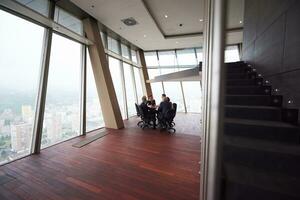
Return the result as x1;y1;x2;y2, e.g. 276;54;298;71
22;105;33;122
11;122;32;153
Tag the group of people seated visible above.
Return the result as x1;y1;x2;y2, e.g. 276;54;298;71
137;94;177;132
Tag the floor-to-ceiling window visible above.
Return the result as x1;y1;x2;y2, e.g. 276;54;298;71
176;49;197;67
41;34;82;148
102;31;144;119
163;82;185;112
145;48;204;113
108;57;126;119
86;51;104;132
133;67;144;103
123;63;137;117
0;9;45;164
147;68;164;101
0;1;144;165
182;81;202;113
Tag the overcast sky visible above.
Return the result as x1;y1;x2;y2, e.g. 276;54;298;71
0;9;82;94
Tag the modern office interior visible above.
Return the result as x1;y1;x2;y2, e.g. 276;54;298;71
0;0;300;200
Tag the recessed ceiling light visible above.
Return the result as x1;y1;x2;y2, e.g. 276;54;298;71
164;14;168;18
143;34;147;38
199;19;203;22
176;41;179;44
239;20;243;24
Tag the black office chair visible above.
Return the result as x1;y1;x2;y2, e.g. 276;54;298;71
165;103;177;133
137;104;153;129
135;103;144;127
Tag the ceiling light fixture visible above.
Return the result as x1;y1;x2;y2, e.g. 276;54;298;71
143;34;147;38
176;41;179;44
199;19;203;22
121;17;138;26
164;14;168;18
239;20;243;24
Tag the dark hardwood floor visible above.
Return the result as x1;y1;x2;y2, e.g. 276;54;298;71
0;113;201;200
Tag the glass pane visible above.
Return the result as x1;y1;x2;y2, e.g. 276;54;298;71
0;10;45;164
108;57;126;119
131;50;138;63
86;51;104;132
158;51;177;66
151;83;164;103
182;81;202;113
121;44;130;59
196;48;203;63
225;45;240;63
147;68;163;100
134;67;144;104
124;64;136;117
176;49;197;67
163;82;185;112
145;51;159;67
54;6;83;35
160;68;176;75
16;0;49;17
107;37;120;54
147;68;160;79
42;34;82;148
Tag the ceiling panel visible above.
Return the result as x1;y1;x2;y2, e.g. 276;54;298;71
71;0;244;50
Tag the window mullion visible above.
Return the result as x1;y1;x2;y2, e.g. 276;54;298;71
31;1;55;154
80;46;87;135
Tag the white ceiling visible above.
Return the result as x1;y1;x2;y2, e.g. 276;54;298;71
71;0;244;50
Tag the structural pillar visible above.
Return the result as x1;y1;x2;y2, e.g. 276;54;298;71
83;17;124;129
200;0;226;199
138;49;153;97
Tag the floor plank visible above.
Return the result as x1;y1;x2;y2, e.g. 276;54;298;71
0;114;201;200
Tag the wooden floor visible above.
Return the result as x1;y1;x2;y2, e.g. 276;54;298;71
0;113;201;200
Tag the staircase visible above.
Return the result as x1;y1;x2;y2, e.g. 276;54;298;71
223;61;300;200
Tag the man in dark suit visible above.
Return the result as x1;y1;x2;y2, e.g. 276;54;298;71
157;97;172;125
140;96;156;129
140;96;149;115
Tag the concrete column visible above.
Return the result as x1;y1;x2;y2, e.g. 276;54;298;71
138;49;153;97
83;17;124;129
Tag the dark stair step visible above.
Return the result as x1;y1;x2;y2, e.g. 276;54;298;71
225;105;282;121
226;61;247;69
227;71;257;79
223;136;300;177
227;66;252;73
227;79;256;86
225;181;300;200
226;95;282;106
226;86;271;95
224;163;300;198
224;118;300;144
